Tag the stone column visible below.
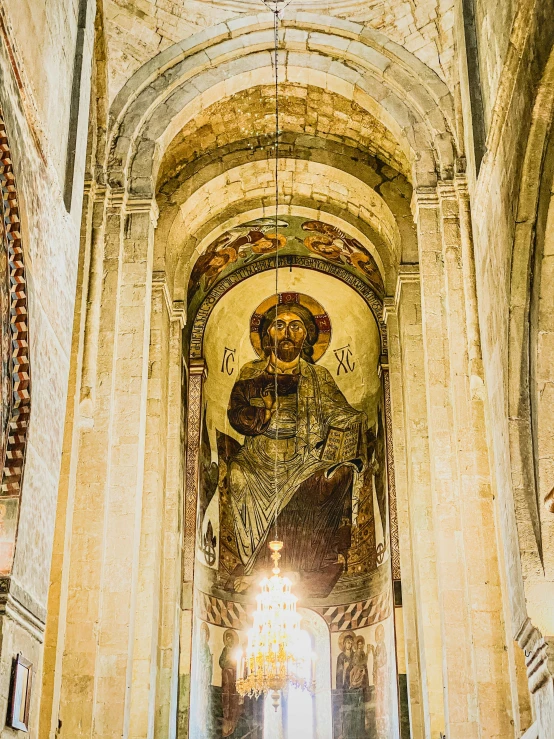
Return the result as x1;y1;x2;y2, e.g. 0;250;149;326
156;306;185;739
94;197;157;739
386;271;446;739
414;183;514;738
457;176;536;736
385;295;426;739
39;178;107;739
127;275;184;739
54;193;158;739
54;189;125;739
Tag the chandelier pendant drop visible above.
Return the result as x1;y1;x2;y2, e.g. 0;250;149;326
236;542;314;706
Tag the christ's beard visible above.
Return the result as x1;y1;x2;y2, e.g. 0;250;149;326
275;339;303;363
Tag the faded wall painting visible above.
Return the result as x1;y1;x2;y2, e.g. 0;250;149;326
331;619;397;739
187;216;384;326
190;620;263;739
189;266;399;739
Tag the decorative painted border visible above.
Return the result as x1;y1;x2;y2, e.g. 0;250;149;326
196;589;391;632
184;362;204;582
0;108;30;495
312;590;392;632
189;254;387;360
383;369;400;581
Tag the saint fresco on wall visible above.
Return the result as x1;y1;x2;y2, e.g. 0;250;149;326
207;291;385;598
301;221;384;295
190;621;263;739
332;623;391;739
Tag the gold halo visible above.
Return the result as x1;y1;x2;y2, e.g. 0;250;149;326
338;630;356;651
250;292;332;362
223;629;239;647
354;634;366;649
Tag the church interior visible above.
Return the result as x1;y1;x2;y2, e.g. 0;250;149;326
0;0;554;737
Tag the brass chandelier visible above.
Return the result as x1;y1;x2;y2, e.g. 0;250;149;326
236;0;315;707
236;542;314;706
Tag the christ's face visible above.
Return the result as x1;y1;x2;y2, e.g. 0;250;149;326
268;311;307;363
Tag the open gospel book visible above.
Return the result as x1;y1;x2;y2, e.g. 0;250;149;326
320;424;360;464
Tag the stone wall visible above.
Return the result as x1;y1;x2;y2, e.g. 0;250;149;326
473;0;518;129
468;0;554;734
2;0;554;737
0;0;95;736
3;0;80;182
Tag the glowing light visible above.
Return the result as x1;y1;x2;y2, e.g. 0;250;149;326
236;541;315;707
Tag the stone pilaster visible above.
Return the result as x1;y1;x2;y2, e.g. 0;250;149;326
415;184;513;738
39;178;107;739
155;315;185;739
385;293;426;739
53;193;158;739
126;282;168;736
386;270;446;739
94;196;157;739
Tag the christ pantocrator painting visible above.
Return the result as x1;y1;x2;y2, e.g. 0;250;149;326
226;293;367;597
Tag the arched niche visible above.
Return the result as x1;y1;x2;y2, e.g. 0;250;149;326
158;157;408;302
186;257;400;739
509;47;554;638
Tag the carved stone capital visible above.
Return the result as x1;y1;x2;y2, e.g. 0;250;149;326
382;297;396;323
382;266;420;322
516;618;554;694
152;271;186;327
0;576;46;643
413;185;439;211
436;180;457;202
125;196;159;227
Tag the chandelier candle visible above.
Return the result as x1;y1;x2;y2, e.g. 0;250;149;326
236;541;315;708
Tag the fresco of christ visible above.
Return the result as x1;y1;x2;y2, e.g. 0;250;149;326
226;293;367;596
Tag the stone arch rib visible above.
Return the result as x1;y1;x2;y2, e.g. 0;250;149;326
106;14;458;196
508;48;554;562
0;109;30;495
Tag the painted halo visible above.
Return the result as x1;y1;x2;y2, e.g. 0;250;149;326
250;292;332;362
354;634;366;649
223;629;239;647
338;630;356;651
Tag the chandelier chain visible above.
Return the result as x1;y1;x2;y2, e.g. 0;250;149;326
273;5;280;542
237;0;315;707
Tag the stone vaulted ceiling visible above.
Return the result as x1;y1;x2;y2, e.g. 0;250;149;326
105;0;455;103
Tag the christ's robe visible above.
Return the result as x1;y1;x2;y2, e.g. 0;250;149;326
227;358;366;581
